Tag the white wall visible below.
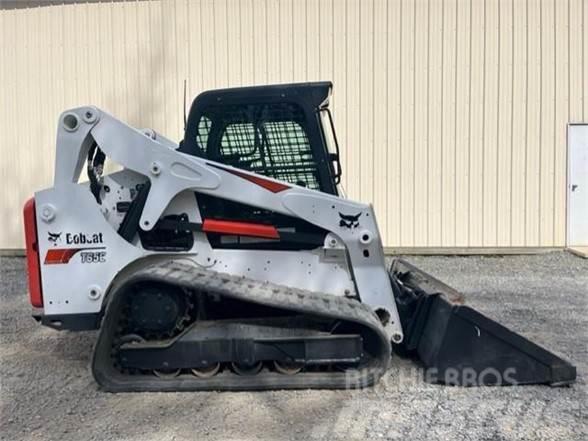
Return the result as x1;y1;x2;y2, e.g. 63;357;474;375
1;0;587;249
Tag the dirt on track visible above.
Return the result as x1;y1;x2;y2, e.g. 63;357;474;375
1;252;586;441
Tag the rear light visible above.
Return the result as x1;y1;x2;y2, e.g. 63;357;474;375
23;198;43;307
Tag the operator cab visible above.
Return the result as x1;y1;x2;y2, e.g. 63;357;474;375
180;82;342;195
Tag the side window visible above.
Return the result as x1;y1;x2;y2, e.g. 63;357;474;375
213;104;320;190
196;115;212;151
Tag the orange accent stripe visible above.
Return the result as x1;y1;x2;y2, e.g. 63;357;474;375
202;219;280;239
23;198;43;307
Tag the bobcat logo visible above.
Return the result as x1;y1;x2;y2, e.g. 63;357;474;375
339;212;362;229
47;232;62;244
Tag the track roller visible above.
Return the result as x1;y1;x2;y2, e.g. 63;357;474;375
273;360;303;375
153;368;182;378
191;363;221;378
231;362;263;376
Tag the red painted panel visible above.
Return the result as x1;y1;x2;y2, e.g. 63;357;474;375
44;248;84;265
209;163;290;193
23;198;43;307
202;219;280;239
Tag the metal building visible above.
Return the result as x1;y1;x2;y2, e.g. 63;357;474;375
1;0;586;252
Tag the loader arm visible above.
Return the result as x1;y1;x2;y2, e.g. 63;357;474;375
50;106;404;344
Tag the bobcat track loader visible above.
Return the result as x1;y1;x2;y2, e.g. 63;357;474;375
23;82;576;391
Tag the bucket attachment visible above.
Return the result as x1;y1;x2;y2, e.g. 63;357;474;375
390;259;576;386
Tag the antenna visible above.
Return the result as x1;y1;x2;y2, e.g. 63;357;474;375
183;79;187;131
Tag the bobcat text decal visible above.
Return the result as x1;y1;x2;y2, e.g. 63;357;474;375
65;232;104;245
44;231;106;264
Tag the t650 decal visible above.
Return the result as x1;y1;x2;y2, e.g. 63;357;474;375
44;247;106;265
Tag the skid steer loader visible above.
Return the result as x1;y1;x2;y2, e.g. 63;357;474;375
23;82;576;391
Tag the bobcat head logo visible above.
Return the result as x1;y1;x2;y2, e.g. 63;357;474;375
339;212;362;229
48;232;62;244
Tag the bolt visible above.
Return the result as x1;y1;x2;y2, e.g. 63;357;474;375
392;333;403;343
40;204;56;222
150;162;161;176
88;286;101;301
82;108;99;124
359;230;373;245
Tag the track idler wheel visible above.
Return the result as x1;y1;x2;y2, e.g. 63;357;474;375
115;334;145;347
115;334;145;371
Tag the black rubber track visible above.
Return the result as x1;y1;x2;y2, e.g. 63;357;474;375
92;259;391;392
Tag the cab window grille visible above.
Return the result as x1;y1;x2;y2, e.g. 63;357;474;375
220;123;259;161
258;120;317;189
197;103;320;190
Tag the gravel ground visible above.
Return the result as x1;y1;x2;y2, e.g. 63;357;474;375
0;252;586;441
